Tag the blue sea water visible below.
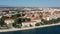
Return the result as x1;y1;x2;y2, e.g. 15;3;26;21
0;25;60;34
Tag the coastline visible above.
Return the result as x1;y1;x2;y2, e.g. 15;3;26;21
0;23;60;32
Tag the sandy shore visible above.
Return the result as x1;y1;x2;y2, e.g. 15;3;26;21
0;23;60;32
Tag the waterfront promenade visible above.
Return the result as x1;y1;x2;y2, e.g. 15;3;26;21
0;22;60;32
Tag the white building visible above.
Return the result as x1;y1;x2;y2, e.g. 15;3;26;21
4;18;15;27
22;21;38;27
4;18;14;24
9;11;17;15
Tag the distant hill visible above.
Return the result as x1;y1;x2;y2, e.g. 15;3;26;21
0;5;11;7
0;5;60;8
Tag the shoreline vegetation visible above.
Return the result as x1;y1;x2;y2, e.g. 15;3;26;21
0;23;60;32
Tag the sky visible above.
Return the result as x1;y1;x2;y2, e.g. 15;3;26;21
0;0;60;7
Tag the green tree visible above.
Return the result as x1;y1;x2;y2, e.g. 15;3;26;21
57;18;60;22
50;19;57;23
1;16;9;20
43;20;49;24
21;18;31;22
3;10;9;14
21;10;26;16
35;23;40;26
29;24;32;27
13;18;22;28
0;18;6;26
27;18;31;21
12;14;20;18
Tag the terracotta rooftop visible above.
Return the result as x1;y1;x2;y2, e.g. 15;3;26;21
5;17;15;20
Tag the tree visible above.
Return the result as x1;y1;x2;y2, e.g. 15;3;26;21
27;18;31;21
12;14;20;18
40;22;44;25
50;19;57;23
35;23;40;26
1;16;9;20
21;18;31;22
29;24;32;27
43;20;49;24
3;10;9;14
0;18;6;26
41;18;45;22
24;18;31;21
57;18;60;22
12;18;22;28
22;10;26;16
32;15;34;17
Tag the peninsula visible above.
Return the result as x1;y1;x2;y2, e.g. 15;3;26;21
0;7;60;32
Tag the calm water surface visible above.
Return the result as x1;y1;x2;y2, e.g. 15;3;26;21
0;25;60;34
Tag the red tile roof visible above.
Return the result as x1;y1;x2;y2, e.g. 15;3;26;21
5;17;15;20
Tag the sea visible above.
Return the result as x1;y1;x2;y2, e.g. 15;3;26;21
0;25;60;34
